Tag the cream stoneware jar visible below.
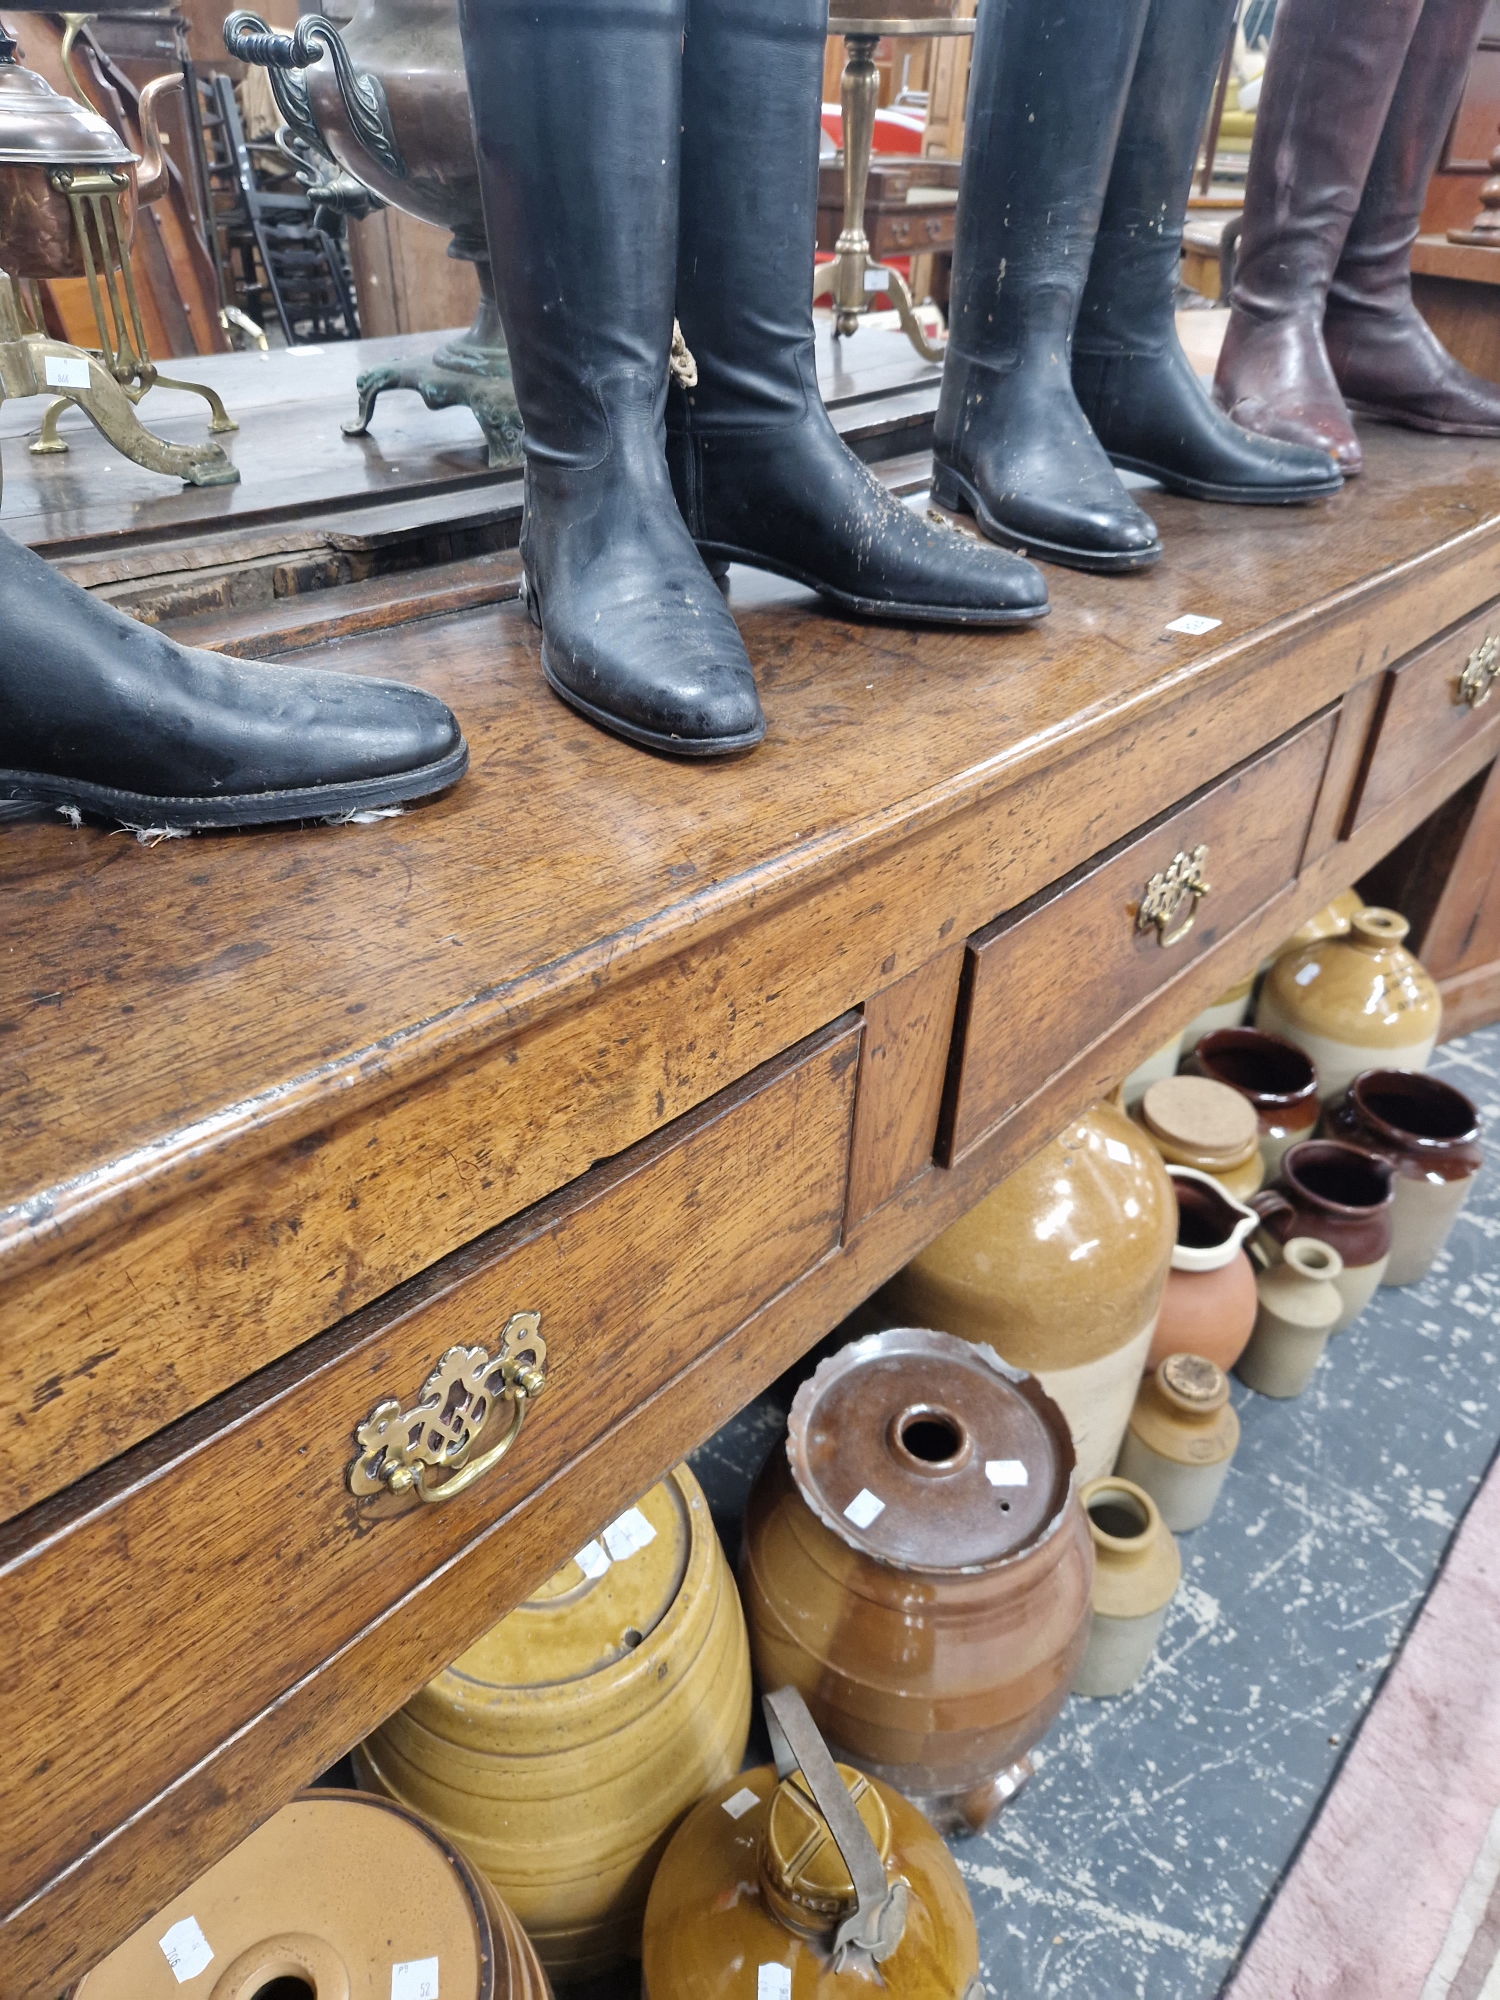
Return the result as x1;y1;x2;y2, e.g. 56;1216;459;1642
1257;908;1441;1103
1071;1477;1181;1698
1236;1237;1345;1399
1179;968;1256;1051
1116;1353;1240;1531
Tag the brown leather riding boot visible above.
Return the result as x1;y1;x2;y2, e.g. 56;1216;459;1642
1324;0;1500;435
1213;0;1424;474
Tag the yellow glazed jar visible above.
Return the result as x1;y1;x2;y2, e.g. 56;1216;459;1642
1257;907;1441;1102
1276;886;1365;958
887;1101;1176;1481
1071;1477;1181;1698
356;1465;750;1981
1179;967;1256;1053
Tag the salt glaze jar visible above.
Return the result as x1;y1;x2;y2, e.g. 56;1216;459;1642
1251;1139;1396;1333
1071;1477;1182;1698
1122;1029;1185;1108
1236;1236;1345;1399
642;1686;984;1999
1179;968;1256;1050
1323;1069;1484;1286
887;1101;1176;1480
1147;1167;1260;1371
1116;1353;1240;1531
1257;908;1441;1102
741;1328;1093;1836
69;1789;552;1999
356;1465;750;1981
1182;1026;1320;1172
1134;1074;1266;1200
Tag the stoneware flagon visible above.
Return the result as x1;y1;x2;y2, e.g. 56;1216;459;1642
741;1328;1093;1836
1146;1167;1260;1372
1236;1236;1345;1398
1071;1476;1181;1698
1322;1069;1483;1286
1134;1074;1265;1200
68;1789;552;1998
1257;908;1441;1102
1182;1026;1320;1172
355;1465;750;1980
1115;1353;1240;1531
887;1100;1176;1479
1251;1139;1396;1333
1274;886;1365;959
641;1686;984;1998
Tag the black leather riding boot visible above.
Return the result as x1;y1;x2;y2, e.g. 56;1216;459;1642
457;0;764;756
667;0;1047;626
1072;0;1343;504
1325;0;1500;435
933;0;1163;572
0;529;466;830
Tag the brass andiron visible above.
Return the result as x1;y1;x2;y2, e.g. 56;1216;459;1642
0;30;238;487
813;10;975;364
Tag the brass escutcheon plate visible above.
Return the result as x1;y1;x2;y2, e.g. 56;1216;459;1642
1137;843;1212;948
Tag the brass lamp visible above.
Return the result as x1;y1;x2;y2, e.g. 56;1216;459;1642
0;25;238;489
815;0;974;363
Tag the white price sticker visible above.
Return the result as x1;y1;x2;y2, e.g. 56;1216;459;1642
44;354;92;390
722;1785;760;1820
986;1460;1029;1488
602;1507;657;1561
158;1917;213;1984
864;268;887;292
758;1967;792;2000
844;1488;886;1529
574;1540;611;1580
1165;613;1223;637
391;1956;440;2000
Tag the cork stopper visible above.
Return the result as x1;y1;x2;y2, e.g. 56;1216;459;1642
1142;1075;1258;1166
762;1765;892;1939
1157;1352;1229;1416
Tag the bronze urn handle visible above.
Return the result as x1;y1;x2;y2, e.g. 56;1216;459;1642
223;10;405;181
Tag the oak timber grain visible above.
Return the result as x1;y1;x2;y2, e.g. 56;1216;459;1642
844;947;964;1229
941;713;1336;1162
0;1016;859;1970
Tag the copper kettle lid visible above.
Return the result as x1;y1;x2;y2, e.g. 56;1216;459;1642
786;1326;1075;1573
0;35;136;168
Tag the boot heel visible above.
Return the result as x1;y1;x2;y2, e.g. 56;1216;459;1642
930;463;968;516
520;569;543;631
702;555;731;584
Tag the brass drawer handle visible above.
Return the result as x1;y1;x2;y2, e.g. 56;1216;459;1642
1459;634;1498;709
348;1312;548;1505
1137;843;1212;948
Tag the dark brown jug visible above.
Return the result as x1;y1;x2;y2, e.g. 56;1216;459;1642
1251;1139;1395;1333
1323;1070;1482;1286
1183;1026;1319;1171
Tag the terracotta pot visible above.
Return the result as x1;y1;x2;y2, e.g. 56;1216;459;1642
1121;1028;1185;1109
1251;1139;1396;1333
355;1465;750;1981
741;1328;1094;1836
69;1788;551;1998
887;1101;1176;1480
1116;1353;1240;1531
642;1692;982;1999
1147;1167;1260;1371
1133;1073;1265;1199
1257;908;1441;1102
1071;1477;1181;1698
1179;968;1256;1051
1236;1236;1345;1399
1182;1026;1320;1172
1322;1069;1484;1286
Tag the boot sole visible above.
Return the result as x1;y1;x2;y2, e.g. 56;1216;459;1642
1104;452;1343;505
695;542;1049;627
930;465;1163;575
1344;398;1500;439
0;740;470;832
540;651;766;759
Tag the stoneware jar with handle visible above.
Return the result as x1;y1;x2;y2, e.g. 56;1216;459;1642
741;1328;1094;1837
1251;1139;1396;1333
1257;907;1441;1102
1146;1166;1260;1372
1236;1236;1345;1398
1322;1069;1483;1286
641;1685;984;1998
886;1100;1176;1480
1071;1477;1181;1698
1181;1026;1320;1172
1116;1352;1240;1531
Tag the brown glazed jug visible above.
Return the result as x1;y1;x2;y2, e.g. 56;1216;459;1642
69;1789;552;1998
1182;1026;1320;1172
741;1327;1093;1837
1252;1139;1396;1332
1323;1070;1483;1286
641;1685;984;1999
887;1101;1176;1480
1147;1168;1260;1372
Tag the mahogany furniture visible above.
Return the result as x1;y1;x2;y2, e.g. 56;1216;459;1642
3;334;1500;1995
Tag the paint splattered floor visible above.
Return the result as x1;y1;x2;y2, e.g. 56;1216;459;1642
686;1022;1500;2000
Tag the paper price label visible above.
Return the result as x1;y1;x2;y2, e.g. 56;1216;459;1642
1165;613;1222;636
574;1540;611;1580
158;1917;214;1984
44;354;92;390
602;1506;656;1562
844;1488;885;1529
391;1956;440;2000
758;1967;792;2000
986;1460;1029;1488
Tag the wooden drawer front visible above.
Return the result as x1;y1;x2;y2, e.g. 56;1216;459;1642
940;717;1336;1163
1348;599;1500;835
0;1017;859;1925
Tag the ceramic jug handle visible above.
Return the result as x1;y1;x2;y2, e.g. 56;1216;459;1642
1250;1188;1294;1231
763;1687;909;1974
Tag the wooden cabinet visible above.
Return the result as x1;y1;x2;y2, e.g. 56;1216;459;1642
1344;599;1500;835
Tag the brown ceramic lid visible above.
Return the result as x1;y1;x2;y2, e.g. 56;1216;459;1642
1142;1075;1259;1165
762;1764;893;1935
786;1326;1075;1573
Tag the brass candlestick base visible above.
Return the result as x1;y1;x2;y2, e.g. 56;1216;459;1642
813;18;974;364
